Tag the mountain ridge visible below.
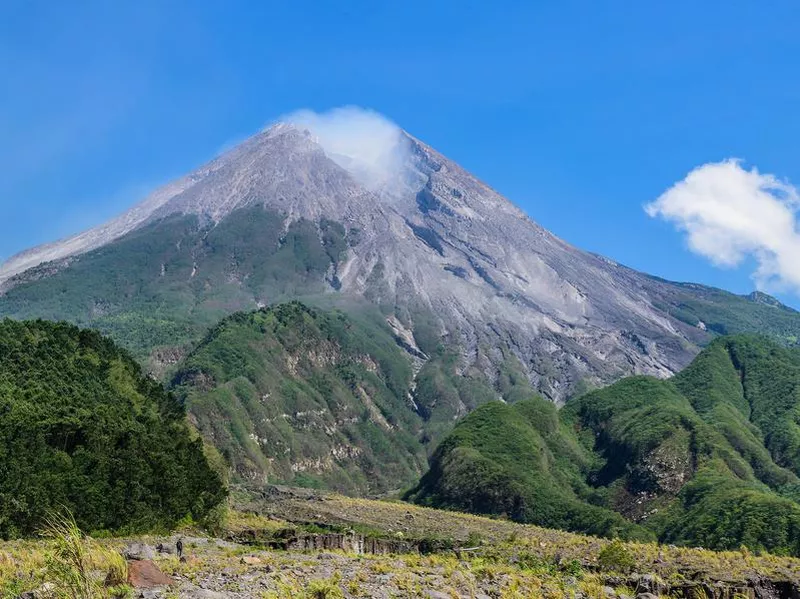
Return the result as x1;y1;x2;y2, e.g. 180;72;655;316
2;119;800;402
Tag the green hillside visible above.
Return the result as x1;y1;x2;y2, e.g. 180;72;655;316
0;206;351;362
406;396;651;540
171;302;429;494
409;335;800;555
0;319;226;539
655;283;800;343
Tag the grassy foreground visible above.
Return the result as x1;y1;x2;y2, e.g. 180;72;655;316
4;487;800;598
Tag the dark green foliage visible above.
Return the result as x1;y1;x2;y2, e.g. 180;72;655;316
172;302;427;494
660;471;800;556
411;335;800;555
0;320;226;538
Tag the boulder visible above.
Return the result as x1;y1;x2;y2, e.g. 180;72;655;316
124;543;156;561
127;559;175;589
156;542;175;555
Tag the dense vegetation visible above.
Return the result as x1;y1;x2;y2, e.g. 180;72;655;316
409;335;800;556
0;319;226;538
172;302;428;494
412;347;533;443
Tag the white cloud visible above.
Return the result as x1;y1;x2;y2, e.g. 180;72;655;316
278;106;410;190
645;159;800;293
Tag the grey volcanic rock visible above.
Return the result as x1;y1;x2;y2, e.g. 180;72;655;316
0;122;777;400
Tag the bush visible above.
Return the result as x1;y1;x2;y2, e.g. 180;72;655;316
597;540;635;573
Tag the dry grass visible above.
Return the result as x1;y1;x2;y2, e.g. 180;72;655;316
239;486;800;584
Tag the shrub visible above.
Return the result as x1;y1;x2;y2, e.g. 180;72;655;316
597;540;635;573
306;577;344;599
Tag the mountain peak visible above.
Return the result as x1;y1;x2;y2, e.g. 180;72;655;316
6;108;800;402
747;290;786;309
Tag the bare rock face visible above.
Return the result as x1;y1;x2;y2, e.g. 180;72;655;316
0;122;775;401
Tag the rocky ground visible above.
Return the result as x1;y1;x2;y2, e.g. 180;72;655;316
6;486;800;598
111;535;628;598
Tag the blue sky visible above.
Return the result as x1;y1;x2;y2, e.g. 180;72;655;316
2;1;800;302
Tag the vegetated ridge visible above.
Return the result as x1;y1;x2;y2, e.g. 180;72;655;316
171;301;427;493
408;335;800;556
170;301;562;493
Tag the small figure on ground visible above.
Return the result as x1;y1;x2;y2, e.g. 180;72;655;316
176;538;183;560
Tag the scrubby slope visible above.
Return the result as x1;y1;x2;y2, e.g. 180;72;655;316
410;335;800;555
0;319;225;538
171;302;428;494
0;207;349;362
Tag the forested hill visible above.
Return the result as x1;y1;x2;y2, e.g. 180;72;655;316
408;335;800;556
0;319;226;538
170;302;428;493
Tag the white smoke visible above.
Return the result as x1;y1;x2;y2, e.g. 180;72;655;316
279;106;410;190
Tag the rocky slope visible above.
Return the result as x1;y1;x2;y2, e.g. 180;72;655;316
10;489;800;598
2;122;800;402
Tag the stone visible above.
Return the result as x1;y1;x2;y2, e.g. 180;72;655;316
635;574;666;595
183;590;228;599
124;542;156;561
127;559;175;589
240;555;263;565
636;594;658;599
19;582;55;598
156;542;175;555
603;586;617;597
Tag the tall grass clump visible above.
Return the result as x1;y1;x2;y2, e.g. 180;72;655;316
41;510;129;599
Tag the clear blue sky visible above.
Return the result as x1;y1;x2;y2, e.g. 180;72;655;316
2;1;799;302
